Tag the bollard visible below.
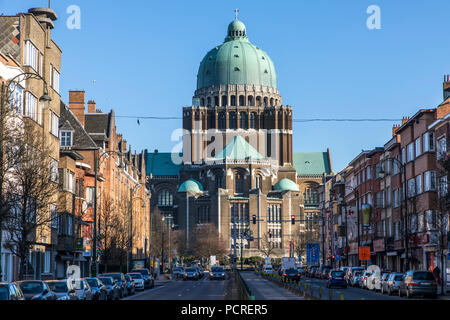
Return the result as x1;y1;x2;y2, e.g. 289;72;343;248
310;284;313;296
329;289;333;300
319;287;322;299
304;282;307;292
340;293;344;300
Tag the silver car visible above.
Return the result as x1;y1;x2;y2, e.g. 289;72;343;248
382;273;404;295
127;273;145;291
399;270;438;299
46;280;79;300
71;279;92;300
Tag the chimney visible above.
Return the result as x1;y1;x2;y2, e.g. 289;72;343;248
401;117;410;125
69;90;85;126
87;100;96;113
443;74;450;102
392;124;400;137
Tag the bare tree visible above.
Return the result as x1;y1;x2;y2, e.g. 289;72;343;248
258;233;276;258
191;223;227;259
2;121;58;279
98;195;117;272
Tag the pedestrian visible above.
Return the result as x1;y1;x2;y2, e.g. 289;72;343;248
433;266;441;285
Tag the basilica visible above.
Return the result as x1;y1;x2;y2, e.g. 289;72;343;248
146;18;333;258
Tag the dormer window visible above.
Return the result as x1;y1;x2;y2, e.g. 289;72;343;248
60;130;73;147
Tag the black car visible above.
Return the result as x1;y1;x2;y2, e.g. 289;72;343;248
17;280;56;300
282;268;301;282
101;273;127;298
85;278;107;300
184;267;200;280
130;268;154;289
0;283;25;300
98;276;120;300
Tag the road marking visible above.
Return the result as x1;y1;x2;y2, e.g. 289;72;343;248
123;286;165;300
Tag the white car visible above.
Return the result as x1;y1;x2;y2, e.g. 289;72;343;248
127;273;145;291
71;279;92;300
262;265;274;274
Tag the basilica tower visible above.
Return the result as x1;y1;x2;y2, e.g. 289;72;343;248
182;18;293;167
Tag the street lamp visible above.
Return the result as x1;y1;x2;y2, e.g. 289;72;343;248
161;216;165;274
378;157;409;272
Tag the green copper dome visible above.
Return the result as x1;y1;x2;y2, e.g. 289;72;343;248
178;179;204;193
197;19;277;90
273;178;299;192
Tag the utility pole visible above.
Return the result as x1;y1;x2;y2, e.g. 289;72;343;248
93;151;98;276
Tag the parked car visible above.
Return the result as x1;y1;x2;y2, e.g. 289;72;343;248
346;267;365;285
327;270;347;289
383;273;404;295
184;267;200;280
351;271;363;287
340;266;350;279
0;283;25;300
307;266;318;278
196;266;205;278
372;272;390;292
130;268;154;289
71;279;92;300
262;265;274;274
127;273;145;291
320;267;331;279
173;267;185;279
84;278;107;300
380;272;392;294
209;266;226;280
358;270;372;289
124;274;136;296
46;280;78;300
282;268;301;282
297;266;306;277
101;273;127;297
17;280;56;300
98;276;120;300
399;270;438;299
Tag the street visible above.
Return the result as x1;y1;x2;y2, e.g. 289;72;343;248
125;274;229;300
239;272;303;300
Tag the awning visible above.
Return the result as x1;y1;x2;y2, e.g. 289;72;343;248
74;256;87;262
58;251;74;260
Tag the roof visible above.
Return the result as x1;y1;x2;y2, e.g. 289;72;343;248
59;102;98;150
146;152;182;176
178;179;204;193
84;111;114;146
214;135;264;160
197;19;277;90
293;152;331;175
273;178;300;192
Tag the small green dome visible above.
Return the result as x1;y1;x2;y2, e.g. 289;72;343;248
178;179;204;193
197;20;277;90
273;178;299;192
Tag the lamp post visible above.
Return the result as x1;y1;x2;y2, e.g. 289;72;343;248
0;72;50;281
161;216;165;274
92;150;123;276
128;194;146;272
378;157;409;272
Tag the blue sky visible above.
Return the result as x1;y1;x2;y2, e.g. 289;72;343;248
2;0;450;172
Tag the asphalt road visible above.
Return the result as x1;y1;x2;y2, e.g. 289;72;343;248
125;274;228;300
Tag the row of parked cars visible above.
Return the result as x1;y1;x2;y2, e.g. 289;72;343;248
172;265;226;281
340;266;439;299
0;268;155;301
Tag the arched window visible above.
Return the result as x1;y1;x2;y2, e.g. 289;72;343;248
214;96;219;106
256;96;262;107
215;173;223;188
222;95;227;107
270;98;274;106
200;98;205;106
235;173;243;194
248;95;254;106
207;97;211;107
158;189;173;207
263;97;268;107
239;95;245;106
231;95;236;106
229;112;237;129
239;112;248;129
255;175;262;189
218;112;226;130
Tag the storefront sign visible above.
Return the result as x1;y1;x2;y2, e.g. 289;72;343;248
387;251;397;256
362;204;371;226
373;239;385;252
359;246;371;260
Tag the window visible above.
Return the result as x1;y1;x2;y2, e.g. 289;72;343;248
63;170;75;193
410;215;417;234
197;206;210;224
25;91;37;120
67;215;73;236
86;187;94;206
424;171;436;192
158;189;173;206
218;112;226;130
255;176;262;189
215;173;223;189
304;188;319;205
44;251;51;274
235;173;243;194
49;111;59;137
439;176;448;197
250;113;257;129
366;167;371;180
51;204;58;229
415;137;421;158
402;148;406;164
408;178;416;198
438;137;447;159
239;112;248;129
423;132;435;153
415;175;422;194
24;40;39;71
49;158;59;183
386;187;391;206
9;83;23;114
60;131;73;147
229;112;237;129
393;189;400;208
407;143;414;162
425;210;437;231
51;67;60;94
